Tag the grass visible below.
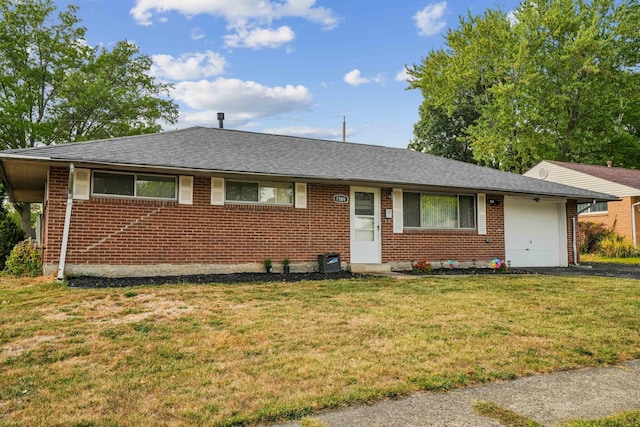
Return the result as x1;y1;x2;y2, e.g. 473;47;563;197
475;401;640;427
1;274;640;426
580;253;640;264
474;401;543;427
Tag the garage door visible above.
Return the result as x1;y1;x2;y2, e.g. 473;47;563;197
504;196;568;267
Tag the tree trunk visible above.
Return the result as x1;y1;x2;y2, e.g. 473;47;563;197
14;202;32;237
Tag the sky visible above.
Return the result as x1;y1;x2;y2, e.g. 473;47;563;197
54;0;522;149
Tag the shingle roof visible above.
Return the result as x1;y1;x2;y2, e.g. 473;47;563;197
547;161;640;190
1;127;617;201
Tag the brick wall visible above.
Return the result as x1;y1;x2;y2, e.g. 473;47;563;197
381;191;505;263
44;168;575;272
577;197;639;244
45;167;350;267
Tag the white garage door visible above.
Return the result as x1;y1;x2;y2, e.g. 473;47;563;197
504;196;568;267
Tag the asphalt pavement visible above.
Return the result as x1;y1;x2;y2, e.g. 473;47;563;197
528;262;640;280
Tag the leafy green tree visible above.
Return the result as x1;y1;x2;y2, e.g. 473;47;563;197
0;182;25;270
408;0;640;173
409;97;481;166
0;0;179;231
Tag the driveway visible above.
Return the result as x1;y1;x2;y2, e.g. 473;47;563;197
528;262;640;280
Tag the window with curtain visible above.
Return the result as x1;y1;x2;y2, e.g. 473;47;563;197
403;192;476;229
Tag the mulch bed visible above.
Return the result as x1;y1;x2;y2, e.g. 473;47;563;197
402;267;534;276
66;271;364;288
66;267;537;288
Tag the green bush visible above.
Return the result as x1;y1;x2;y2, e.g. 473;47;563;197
4;239;42;277
598;235;640;258
0;215;25;270
578;221;615;254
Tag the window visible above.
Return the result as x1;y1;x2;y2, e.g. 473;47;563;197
403;192;476;229
578;201;608;214
92;171;177;200
225;181;293;205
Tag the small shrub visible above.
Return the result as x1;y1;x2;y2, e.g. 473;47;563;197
598;235;640;258
4;239;42;277
412;260;432;274
0;215;25;270
578;221;615;254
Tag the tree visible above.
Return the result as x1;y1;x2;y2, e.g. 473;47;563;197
0;182;25;270
409;95;481;165
408;0;640;173
0;0;179;231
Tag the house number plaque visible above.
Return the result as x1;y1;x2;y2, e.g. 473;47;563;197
333;195;349;204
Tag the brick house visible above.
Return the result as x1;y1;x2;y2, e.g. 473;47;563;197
525;161;638;245
0;127;615;278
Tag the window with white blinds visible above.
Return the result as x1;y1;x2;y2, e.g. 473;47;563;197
403;192;476;229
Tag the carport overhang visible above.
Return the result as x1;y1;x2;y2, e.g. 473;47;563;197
0;156;55;203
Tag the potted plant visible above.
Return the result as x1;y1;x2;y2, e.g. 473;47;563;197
283;257;291;274
263;258;272;273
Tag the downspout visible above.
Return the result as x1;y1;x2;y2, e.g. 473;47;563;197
572;199;597;266
632;201;640;247
57;163;75;281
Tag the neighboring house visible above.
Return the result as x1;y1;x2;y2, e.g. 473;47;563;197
525;161;639;245
0;127;616;278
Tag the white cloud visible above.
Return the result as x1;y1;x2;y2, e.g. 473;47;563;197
172;78;313;122
190;27;205;40
414;2;447;36
262;126;354;140
224;25;295;49
506;10;518;26
130;0;338;49
151;51;227;80
395;69;410;82
344;69;384;86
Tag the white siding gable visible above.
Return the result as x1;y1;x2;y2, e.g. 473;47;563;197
525;161;639;198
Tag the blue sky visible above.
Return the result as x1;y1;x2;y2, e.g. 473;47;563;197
56;0;521;148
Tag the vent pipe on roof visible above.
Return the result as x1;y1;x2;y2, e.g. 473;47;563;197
607;160;613;167
217;112;225;129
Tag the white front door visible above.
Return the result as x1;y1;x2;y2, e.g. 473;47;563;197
350;187;381;264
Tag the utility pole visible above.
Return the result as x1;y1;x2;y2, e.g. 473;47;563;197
342;116;346;142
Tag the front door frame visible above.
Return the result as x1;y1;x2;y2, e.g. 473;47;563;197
350;186;381;264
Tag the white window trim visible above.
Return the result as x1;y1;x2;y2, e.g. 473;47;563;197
178;175;193;205
477;193;487;235
73;168;91;200
211;177;225;206
91;170;178;201
295;182;307;209
392;188;403;233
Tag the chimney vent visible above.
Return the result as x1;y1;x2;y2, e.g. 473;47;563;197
217;112;225;129
607;160;613;168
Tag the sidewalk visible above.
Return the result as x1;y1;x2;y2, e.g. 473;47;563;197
271;360;640;426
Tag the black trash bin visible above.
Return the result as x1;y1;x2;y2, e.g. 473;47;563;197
318;253;341;273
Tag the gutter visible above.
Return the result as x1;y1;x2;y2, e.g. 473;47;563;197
572;199;597;266
632;201;640;247
57;163;75;281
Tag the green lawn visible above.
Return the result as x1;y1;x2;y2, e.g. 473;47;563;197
1;274;639;426
580;253;640;264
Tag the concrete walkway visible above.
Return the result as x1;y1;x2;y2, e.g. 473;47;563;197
271;360;640;426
